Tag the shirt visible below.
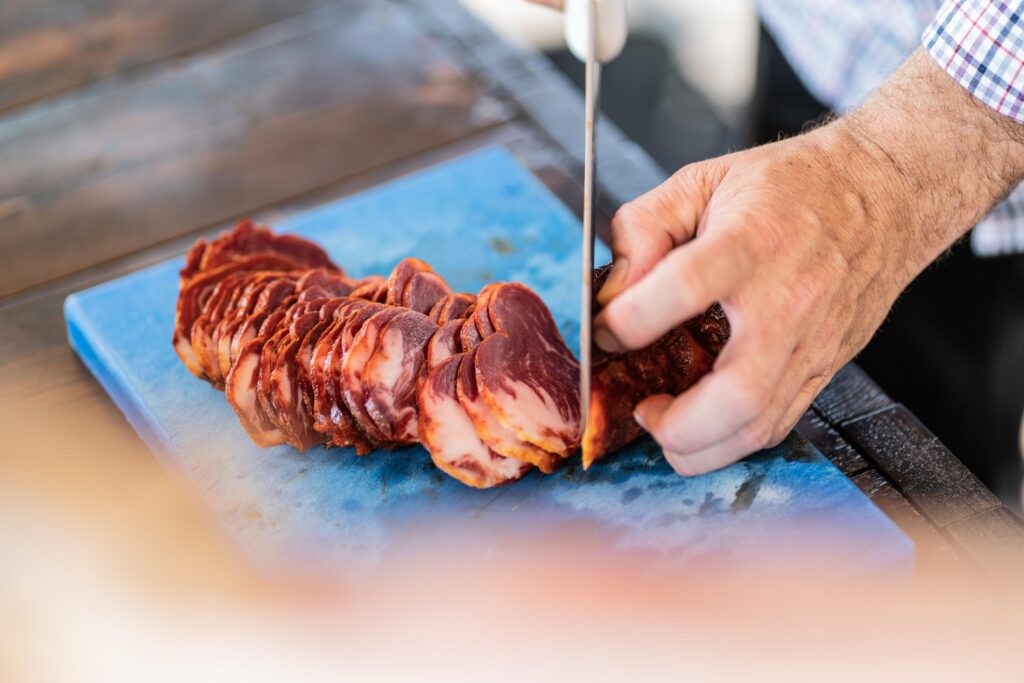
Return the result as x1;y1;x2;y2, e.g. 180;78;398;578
757;0;1024;256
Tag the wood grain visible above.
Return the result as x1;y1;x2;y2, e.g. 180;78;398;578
796;409;869;477
0;0;326;114
850;469;965;574
0;3;507;297
813;363;894;426
843;406;1002;528
945;507;1024;578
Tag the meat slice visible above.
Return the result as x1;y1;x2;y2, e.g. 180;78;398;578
296;268;358;297
439;293;476;324
459;314;483;350
581;266;726;468
582;326;714;468
340;308;407;447
268;311;324;450
458;346;560;473
426;319;463;370
401;271;452;314
362;310;439;444
226;309;293;447
386;258;433;307
180;220;340;283
472;283;500;337
474;283;580;456
173;254;302;378
213;273;295;382
189;271;252;385
351;277;387;303
418;354;532;488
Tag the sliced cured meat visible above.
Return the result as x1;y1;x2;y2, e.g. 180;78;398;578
213;273;294;382
386;257;433;307
426;319;463;370
173;254;303;378
189;271;252;385
350;276;387;303
340;308;406;447
438;293;475;325
226;317;291;447
472;283;500;337
268;311;324;450
362;310;438;444
418;355;532;488
457;346;560;473
296;268;358;296
582;326;714;468
474;283;580;456
401;271;452;314
218;278;297;379
180;220;340;283
581;266;726;467
459;314;483;350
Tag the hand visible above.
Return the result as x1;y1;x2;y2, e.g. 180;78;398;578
594;50;1024;476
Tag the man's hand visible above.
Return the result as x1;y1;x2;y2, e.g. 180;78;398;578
595;50;1024;476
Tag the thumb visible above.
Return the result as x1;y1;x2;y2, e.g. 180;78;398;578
597;159;728;305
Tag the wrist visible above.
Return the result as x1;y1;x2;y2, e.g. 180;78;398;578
839;49;1024;270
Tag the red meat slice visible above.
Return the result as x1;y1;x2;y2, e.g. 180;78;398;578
213;273;295;382
418;354;532;488
401;271;452;314
457;346;560;473
296;268;359;296
173;254;302;378
340;308;406;447
426;319;464;370
180;220;340;283
474;283;580;456
386;258;433;307
362;310;439;444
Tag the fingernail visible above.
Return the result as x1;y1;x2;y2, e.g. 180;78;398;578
633;408;649;432
594;324;623;353
596;258;629;305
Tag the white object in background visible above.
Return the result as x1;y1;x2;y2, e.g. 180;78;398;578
564;0;627;63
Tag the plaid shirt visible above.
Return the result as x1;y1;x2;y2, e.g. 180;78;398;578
758;0;1024;256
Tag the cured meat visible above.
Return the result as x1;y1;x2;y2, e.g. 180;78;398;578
418;354;532;488
340;308;406;447
214;274;297;381
351;277;388;303
401;271;452;314
581;326;714;468
362;310;438;443
474;283;580;456
426;319;463;370
173;254;303;378
295;268;358;297
428;292;476;325
457;346;560;473
386;258;433;307
581;266;727;468
180;220;340;283
225;308;293;447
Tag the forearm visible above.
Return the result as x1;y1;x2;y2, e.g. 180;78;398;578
837;49;1024;278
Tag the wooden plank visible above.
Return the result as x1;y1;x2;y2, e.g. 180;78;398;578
843;406;1001;528
850;470;965;574
0;3;508;297
0;0;325;114
796;409;869;477
813;362;893;426
945;507;1024;578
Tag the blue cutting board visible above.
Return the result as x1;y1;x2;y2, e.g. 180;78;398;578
65;147;913;575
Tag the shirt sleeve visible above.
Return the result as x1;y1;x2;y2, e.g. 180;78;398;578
923;0;1024;124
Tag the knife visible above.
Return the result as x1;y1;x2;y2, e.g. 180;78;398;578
564;0;626;436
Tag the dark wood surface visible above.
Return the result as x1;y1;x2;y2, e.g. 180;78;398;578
1;0;1020;579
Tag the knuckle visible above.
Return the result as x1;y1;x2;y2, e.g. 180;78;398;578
729;376;771;423
739;418;775;452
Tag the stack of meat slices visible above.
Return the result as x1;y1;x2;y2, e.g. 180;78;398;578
175;222;728;488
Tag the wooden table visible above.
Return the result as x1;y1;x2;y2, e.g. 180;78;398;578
2;0;1022;580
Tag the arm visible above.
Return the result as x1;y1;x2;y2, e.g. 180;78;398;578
594;48;1024;475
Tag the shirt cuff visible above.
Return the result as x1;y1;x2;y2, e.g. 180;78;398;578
922;0;1024;124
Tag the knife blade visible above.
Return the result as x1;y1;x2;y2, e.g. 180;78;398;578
580;0;600;438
